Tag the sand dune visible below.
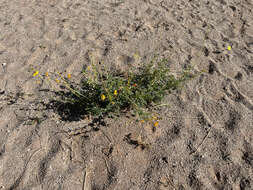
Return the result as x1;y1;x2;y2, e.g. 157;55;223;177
0;0;252;189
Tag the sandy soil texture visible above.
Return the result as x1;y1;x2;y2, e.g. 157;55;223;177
0;0;253;189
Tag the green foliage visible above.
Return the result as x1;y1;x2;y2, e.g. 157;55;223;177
56;56;197;120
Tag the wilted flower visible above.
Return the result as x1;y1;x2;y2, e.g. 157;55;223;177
152;116;158;120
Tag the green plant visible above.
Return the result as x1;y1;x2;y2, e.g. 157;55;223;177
31;54;198;122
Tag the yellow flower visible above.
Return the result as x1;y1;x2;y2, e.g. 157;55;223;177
55;79;60;83
33;71;39;77
67;73;71;79
140;120;145;123
114;90;118;95
87;66;91;71
227;45;232;51
45;72;49;77
133;53;140;60
153;121;159;127
101;94;106;101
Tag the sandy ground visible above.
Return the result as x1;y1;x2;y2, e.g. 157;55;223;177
0;0;253;189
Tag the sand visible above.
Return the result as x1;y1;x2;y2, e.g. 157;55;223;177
0;0;252;189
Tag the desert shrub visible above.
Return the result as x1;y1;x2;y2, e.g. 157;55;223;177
31;54;198;122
